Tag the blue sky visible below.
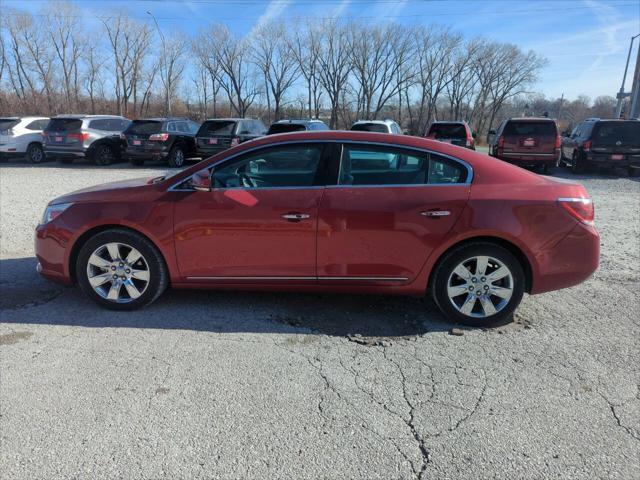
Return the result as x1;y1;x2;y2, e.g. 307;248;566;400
5;0;640;100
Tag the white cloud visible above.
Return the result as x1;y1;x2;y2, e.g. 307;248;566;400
251;0;291;33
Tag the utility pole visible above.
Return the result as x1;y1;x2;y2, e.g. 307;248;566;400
629;44;640;119
558;93;564;120
615;33;640;118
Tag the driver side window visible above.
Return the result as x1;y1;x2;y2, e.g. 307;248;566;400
213;144;323;189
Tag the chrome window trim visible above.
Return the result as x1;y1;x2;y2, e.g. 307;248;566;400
168;139;473;191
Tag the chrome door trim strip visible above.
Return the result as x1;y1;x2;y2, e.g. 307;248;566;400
185;275;408;282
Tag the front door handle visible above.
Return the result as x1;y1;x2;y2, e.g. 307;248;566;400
421;210;450;218
282;213;311;222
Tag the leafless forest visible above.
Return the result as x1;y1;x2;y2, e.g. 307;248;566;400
0;2;619;136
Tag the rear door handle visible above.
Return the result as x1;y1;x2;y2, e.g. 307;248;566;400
282;213;311;221
421;210;450;217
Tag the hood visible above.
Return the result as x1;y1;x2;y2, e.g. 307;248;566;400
49;176;159;205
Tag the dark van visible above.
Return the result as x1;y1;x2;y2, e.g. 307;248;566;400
195;118;266;158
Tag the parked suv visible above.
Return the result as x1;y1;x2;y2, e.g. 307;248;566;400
123;118;200;167
489;118;560;174
350;119;402;134
0;116;49;163
425;121;475;149
43;115;130;165
267;119;329;134
560;118;640;176
195;118;266;158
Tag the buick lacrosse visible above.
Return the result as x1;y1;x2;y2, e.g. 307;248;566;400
35;131;599;326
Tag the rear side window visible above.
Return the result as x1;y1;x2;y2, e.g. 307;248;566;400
45;118;82;132
351;123;388;133
126;121;163;135
427;123;467;139
268;123;306;134
253;120;267;134
310;122;328;131
503;121;556;136
0;119;20;132
592;121;640;145
25;119;49;131
339;145;466;186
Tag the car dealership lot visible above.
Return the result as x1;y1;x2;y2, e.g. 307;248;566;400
1;161;638;479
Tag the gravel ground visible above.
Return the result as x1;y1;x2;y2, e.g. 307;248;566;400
1;159;639;479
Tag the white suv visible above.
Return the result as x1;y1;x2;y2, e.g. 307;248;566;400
350;119;402;134
0;116;50;163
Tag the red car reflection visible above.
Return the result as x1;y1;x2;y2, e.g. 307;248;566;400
35;131;599;326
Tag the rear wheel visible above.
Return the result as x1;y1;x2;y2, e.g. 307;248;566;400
431;242;525;327
167;146;185;168
93;144;115;166
76;229;168;310
26;143;45;163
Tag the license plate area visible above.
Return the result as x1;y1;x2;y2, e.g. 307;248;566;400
55;136;63;143
132;140;142;146
611;154;624;161
523;138;536;147
208;138;218;145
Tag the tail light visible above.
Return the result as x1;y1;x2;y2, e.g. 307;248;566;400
119;133;126;140
583;140;592;151
149;133;169;142
41;131;49;140
555;135;561;148
466;134;474;148
558;197;594;226
230;136;240;147
497;136;504;148
67;132;90;142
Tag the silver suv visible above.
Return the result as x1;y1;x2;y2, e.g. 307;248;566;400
43;115;130;165
350;119;402;134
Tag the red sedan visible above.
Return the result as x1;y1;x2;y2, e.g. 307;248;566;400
35;131;599;326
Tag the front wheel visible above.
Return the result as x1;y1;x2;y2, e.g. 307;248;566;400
76;229;168;310
26;143;45;163
571;152;584;174
431;242;525;327
167;146;185;168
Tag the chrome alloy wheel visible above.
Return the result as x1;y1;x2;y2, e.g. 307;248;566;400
86;242;150;303
446;255;514;318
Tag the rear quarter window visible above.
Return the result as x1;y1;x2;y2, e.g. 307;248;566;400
0;119;20;132
503;121;557;136
126;121;163;135
25;119;49;131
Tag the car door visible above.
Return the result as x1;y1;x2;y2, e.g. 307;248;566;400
173;142;329;280
316;143;470;285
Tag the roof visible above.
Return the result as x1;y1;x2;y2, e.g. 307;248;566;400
273;119;326;124
507;117;556;122
203;118;258;122
352;119;397;125
430;120;468;125
133;117;190;122
54;114;126;119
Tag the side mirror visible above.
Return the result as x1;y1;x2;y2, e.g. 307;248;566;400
472;132;477;139
488;129;496;135
191;169;211;192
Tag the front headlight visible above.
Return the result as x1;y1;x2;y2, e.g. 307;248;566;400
41;203;72;224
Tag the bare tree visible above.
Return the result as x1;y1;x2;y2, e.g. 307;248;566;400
316;20;352;128
289;20;323;118
157;33;187;116
251;21;300;122
192;30;223;118
207;24;259;117
46;1;84;111
102;13;152;116
83;45;105;114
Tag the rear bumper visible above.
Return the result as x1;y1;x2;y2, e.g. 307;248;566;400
0;143;24;154
126;146;169;160
586;153;640;167
44;146;87;158
531;222;600;295
196;146;229;157
496;152;558;166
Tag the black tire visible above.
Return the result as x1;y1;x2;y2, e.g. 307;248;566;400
93;144;115;166
431;242;525;327
629;166;640;177
167;145;185;168
76;229;169;311
129;158;145;166
26;143;45;163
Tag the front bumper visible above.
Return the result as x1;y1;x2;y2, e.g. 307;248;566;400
0;143;24;154
35;223;73;285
